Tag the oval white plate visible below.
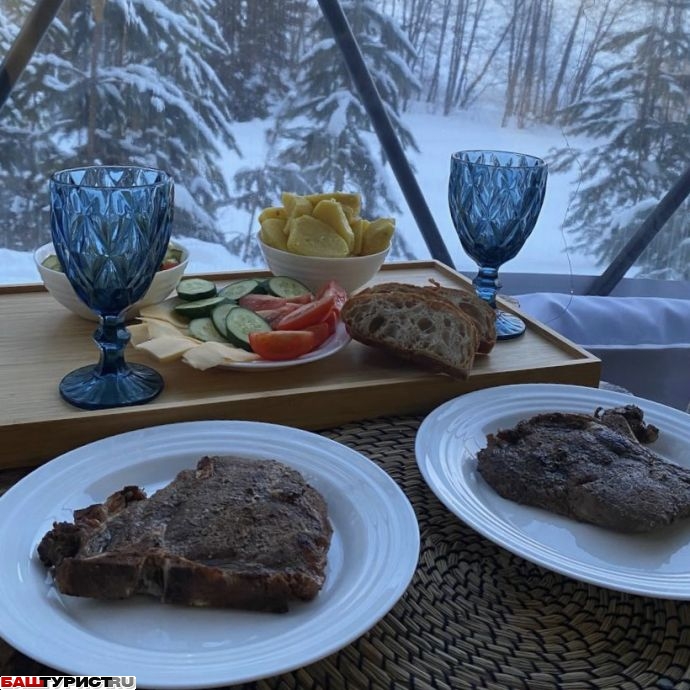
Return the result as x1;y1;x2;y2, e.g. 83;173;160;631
0;421;419;688
416;383;690;599
218;321;350;370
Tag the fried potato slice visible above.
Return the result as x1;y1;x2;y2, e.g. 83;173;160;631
286;215;350;257
304;192;361;217
312;199;355;253
362;217;395;255
258;206;287;224
350;217;369;256
261;216;287;235
281;193;313;218
260;218;289;250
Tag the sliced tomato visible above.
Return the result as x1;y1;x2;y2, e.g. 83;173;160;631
304;321;331;348
275;294;336;331
255;302;302;327
322;308;339;335
159;260;180;271
285;292;314;304
248;330;317;361
316;280;348;312
238;293;289;311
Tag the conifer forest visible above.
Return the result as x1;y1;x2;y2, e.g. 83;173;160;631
1;0;688;277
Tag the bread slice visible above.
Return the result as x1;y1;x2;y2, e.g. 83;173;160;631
341;289;479;378
424;282;496;354
357;282;496;354
37;456;332;613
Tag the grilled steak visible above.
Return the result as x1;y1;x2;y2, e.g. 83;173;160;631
475;405;690;533
38;456;332;612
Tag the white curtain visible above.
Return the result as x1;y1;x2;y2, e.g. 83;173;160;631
517;293;690;411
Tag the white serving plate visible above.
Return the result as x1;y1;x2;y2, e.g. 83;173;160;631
416;383;690;599
0;420;419;688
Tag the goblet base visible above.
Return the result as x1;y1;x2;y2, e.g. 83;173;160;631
496;311;527;340
59;362;164;410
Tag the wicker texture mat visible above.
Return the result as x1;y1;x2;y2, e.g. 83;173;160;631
4;415;690;688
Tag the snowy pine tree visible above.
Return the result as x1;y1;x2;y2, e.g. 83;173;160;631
232;0;420;263
210;0;312;121
0;0;240;251
0;1;66;251
552;1;690;277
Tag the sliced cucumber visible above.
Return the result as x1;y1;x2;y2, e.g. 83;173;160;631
264;276;312;299
177;278;217;301
174;295;227;319
218;278;264;301
211;302;238;339
189;317;226;343
225;307;272;351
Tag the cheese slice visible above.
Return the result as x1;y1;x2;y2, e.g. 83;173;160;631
127;322;151;346
182;341;260;370
138;317;191;340
135;335;199;362
139;299;188;329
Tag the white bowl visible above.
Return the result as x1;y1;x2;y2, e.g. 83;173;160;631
34;240;189;321
259;236;389;295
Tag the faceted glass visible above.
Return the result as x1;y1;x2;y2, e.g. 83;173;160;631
449;150;547;339
50;165;174;409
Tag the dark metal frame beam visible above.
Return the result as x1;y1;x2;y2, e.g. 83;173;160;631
587;164;690;295
0;0;64;113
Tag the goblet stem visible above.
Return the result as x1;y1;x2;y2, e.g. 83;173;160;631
58;314;165;410
94;315;132;376
473;265;526;340
472;266;500;309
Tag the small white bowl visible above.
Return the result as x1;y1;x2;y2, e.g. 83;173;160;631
34;240;189;321
259;237;389;295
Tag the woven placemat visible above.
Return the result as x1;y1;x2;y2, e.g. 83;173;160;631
4;415;690;689
253;416;690;690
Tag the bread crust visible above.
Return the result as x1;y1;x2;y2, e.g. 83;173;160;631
342;287;479;379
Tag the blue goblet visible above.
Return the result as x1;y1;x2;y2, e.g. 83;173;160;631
449;150;547;339
50;165;174;409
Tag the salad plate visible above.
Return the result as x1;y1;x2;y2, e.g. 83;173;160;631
0;420;419;688
416;383;690;599
218;321;350;371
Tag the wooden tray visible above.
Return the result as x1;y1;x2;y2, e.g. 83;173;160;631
0;260;600;469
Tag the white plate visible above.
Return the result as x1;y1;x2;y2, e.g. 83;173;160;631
416;383;690;599
218;321;350;370
0;421;419;688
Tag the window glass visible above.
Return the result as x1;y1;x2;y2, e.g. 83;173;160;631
0;0;687;286
396;0;689;280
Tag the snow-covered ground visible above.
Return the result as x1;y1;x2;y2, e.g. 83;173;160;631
1;107;598;285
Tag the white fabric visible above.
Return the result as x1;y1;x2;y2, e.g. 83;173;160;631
516;293;690;410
